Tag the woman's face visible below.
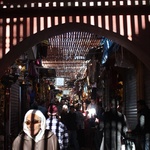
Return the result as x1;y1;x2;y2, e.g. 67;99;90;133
25;113;41;137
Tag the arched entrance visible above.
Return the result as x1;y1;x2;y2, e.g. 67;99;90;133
0;21;148;150
0;22;149;78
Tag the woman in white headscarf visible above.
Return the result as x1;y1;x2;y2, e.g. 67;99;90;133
12;109;59;150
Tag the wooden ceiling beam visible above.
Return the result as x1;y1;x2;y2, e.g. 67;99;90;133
0;5;150;18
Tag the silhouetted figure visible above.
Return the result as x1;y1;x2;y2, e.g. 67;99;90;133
75;104;85;148
100;99;127;150
60;104;69;127
95;102;105;150
131;100;150;150
67;105;79;150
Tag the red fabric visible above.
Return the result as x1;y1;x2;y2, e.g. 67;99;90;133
48;105;58;114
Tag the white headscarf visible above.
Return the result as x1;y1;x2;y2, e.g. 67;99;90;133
23;109;46;143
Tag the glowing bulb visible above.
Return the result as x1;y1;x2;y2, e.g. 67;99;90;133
18;65;22;70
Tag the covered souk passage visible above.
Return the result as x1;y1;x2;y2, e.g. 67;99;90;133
2;37;148;149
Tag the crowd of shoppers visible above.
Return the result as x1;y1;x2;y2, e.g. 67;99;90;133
12;97;150;150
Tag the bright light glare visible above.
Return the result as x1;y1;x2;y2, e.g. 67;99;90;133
88;108;96;118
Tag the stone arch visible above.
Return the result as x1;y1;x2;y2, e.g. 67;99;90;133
0;22;149;77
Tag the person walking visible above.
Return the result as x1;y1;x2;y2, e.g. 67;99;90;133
46;103;69;150
67;105;80;150
131;100;150;150
12;109;59;150
75;104;85;149
100;99;127;150
94;101;105;150
60;104;69;127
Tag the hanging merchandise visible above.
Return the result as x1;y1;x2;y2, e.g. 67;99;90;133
114;47;134;68
88;55;97;84
100;37;120;65
28;60;38;78
37;42;48;58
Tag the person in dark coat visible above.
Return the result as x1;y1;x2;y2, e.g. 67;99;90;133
66;105;79;150
100;99;127;150
131;100;150;150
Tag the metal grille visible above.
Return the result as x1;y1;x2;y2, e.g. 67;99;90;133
124;69;137;130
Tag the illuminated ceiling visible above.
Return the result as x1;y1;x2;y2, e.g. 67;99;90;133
41;31;101;80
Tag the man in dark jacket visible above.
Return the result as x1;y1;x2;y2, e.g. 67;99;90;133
100;99;127;150
132;100;150;150
67;105;79;150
